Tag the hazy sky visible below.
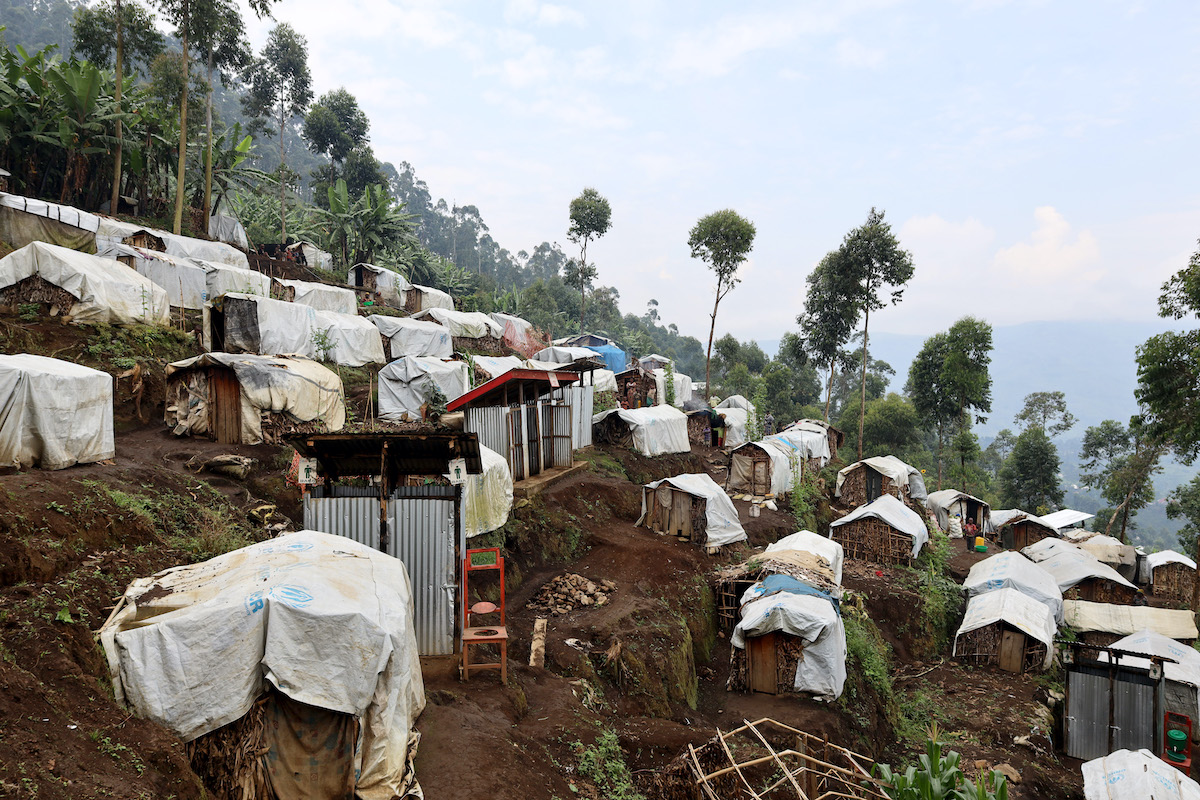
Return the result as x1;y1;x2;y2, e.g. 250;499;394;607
240;0;1200;348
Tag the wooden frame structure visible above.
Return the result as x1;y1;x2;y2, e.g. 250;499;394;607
640;483;708;543
996;515;1058;550
1152;562;1197;608
729;633;812;695
728;443;776;496
1063;578;1141;605
830;518;916;567
955;623;1048;673
674;718;888;800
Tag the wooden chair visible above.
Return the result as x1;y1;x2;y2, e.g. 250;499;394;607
461;548;508;684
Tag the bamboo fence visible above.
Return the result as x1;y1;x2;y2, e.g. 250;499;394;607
831;518;914;567
1063;579;1140;605
954;624;1047;673
1152;563;1197;608
0;275;77;316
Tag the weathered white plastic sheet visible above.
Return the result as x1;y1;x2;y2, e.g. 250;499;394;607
195;258;271;298
766;531;844;586
593;405;690;456
313;310;386;367
287;242;333;271
349;263;412;306
830;494;930;558
378;357;470;422
412;308;502;339
1032;547;1137;593
369;315;452;358
1148;550;1198;572
409;284;454;312
456;444;513;538
1023;537;1079;562
637;473;747;548
489;312;538;352
213;293;319;358
834;455;928;502
166;353;346;444
964;551;1063;623
731;590;846;700
523;360;617;392
275;278;357;315
208;214;249;250
1040;508;1095;531
1063;600;1199;640
532;345;600;364
1079;534;1138;567
639;353;671;370
653;368;692;406
953;587;1056;669
727;437;800;496
1082;749;1200;800
0;241;170;325
1;191;99;233
99;216;249;269
0;354;114;470
98;530;425;800
720;407;749;449
926;489;992;532
99;242;206;309
716;394;754;413
1105;630;1200;727
471;355;525;380
772;427;832;464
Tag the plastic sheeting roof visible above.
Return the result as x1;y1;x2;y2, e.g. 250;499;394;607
312;310;386;367
0;191;99;231
954;587;1057;669
1106;630;1200;722
766;531;844;586
1078;534;1137;567
471;356;526;380
378;357;469;422
963;551;1063;622
1082;749;1200;800
592;405;690;456
409;284;454;311
731;590;846;700
834;455;928;502
275;278;357;315
0;354;114;470
368;315;452;359
99;530;424;800
583;343;628;373
1148;550;1198;571
532;345;600;364
925;489;991;529
1033;547;1137;592
653;368;693;407
830;494;930;557
638;473;747;548
1063;600;1199;640
1023;537;1080;562
1040;508;1095;530
412;308;501;339
195;257;271;298
99;242;206;310
0;241;170;325
349;263;411;305
716;395;755;413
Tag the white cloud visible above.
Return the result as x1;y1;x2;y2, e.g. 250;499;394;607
835;38;885;68
992;206;1101;285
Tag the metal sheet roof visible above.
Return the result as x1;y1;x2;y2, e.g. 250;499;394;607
291;431;482;479
446;368;579;412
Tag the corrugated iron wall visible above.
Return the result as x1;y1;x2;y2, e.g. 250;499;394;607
1066;665;1160;760
466;406;507;456
565;385;593;449
303;496;378;548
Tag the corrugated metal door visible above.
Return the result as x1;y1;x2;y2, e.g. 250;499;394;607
302;496;379;548
552;405;572;467
1066;670;1109;760
389;489;461;656
1067;667;1159;760
525;404;541;476
1113;678;1155;752
541;404;556;469
208;369;242;444
508;409;525;481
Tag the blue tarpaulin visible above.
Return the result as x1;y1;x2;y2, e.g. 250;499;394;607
585;344;628;373
750;574;840;615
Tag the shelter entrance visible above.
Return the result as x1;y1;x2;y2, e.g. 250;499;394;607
864;467;884;502
747;633;779;695
208;368;241;445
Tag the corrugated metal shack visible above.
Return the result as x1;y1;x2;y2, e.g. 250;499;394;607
447;369;581;482
294;432;483;656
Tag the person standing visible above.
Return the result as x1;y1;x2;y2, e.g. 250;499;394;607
764;412;775;435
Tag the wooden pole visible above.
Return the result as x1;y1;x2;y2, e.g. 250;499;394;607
529;618;547;668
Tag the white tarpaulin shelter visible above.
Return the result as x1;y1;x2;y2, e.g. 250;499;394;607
717;395;755;413
653;367;692;406
408;284;454;312
159;229;249;269
731;589;846;700
1079;534;1138;568
196;257;271;298
0;192;99;250
0;354;114;470
637;473;747;548
166;353;346;444
1106;630;1200;733
1062;600;1199;640
830;494;930;558
313;310;387;367
835;455;929;502
592;405;690;456
471;355;525;380
1023;537;1080;562
766;531;844;586
378;357;470;422
925;489;992;533
719;407;749;449
412;308;502;339
98;530;425;800
1082;749;1200;800
456;444;513;538
0;241;170;325
208;213;249;250
1032;547;1137;593
726;427;830;496
532;345;600;364
953;587;1057;669
349;263;411;306
640;353;671;371
964;551;1063;622
1041;508;1096;531
208;293;318;357
99;242;206;309
1148;550;1198;572
288;241;333;271
275;278;357;315
490;312;538;352
369;315;452;359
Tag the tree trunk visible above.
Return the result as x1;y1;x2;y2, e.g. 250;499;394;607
1193;535;1200;613
857;304;870;459
109;0;123;215
705;288;721;397
578;240;587;330
1119;503;1131;543
202;51;214;222
279;100;286;246
824;357;835;422
172;2;189;235
936;425;944;490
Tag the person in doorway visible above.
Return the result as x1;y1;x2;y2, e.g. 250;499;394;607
708;409;727;448
646;384;657;406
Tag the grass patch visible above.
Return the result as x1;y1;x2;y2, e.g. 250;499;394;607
574;730;645;800
577;448;627;480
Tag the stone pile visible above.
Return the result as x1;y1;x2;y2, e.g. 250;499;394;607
528;573;615;615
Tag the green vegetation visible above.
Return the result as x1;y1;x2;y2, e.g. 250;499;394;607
911;527;963;656
574;730;644;800
874;726;1008;800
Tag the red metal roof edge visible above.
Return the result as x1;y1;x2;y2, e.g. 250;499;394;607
447;368;580;411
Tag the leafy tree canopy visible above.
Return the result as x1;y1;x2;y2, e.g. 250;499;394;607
999;427;1064;513
1014;391;1077;437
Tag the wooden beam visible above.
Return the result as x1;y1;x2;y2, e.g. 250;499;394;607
529;618;548;668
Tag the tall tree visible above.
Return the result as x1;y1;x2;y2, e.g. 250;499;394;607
567;187;612;328
1167;476;1200;556
688;209;756;394
1014;391;1077;437
999;427;1064;512
151;0;199;233
906;331;958;488
798;250;860;421
835;208;914;458
303;87;369;172
241;22;312;246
